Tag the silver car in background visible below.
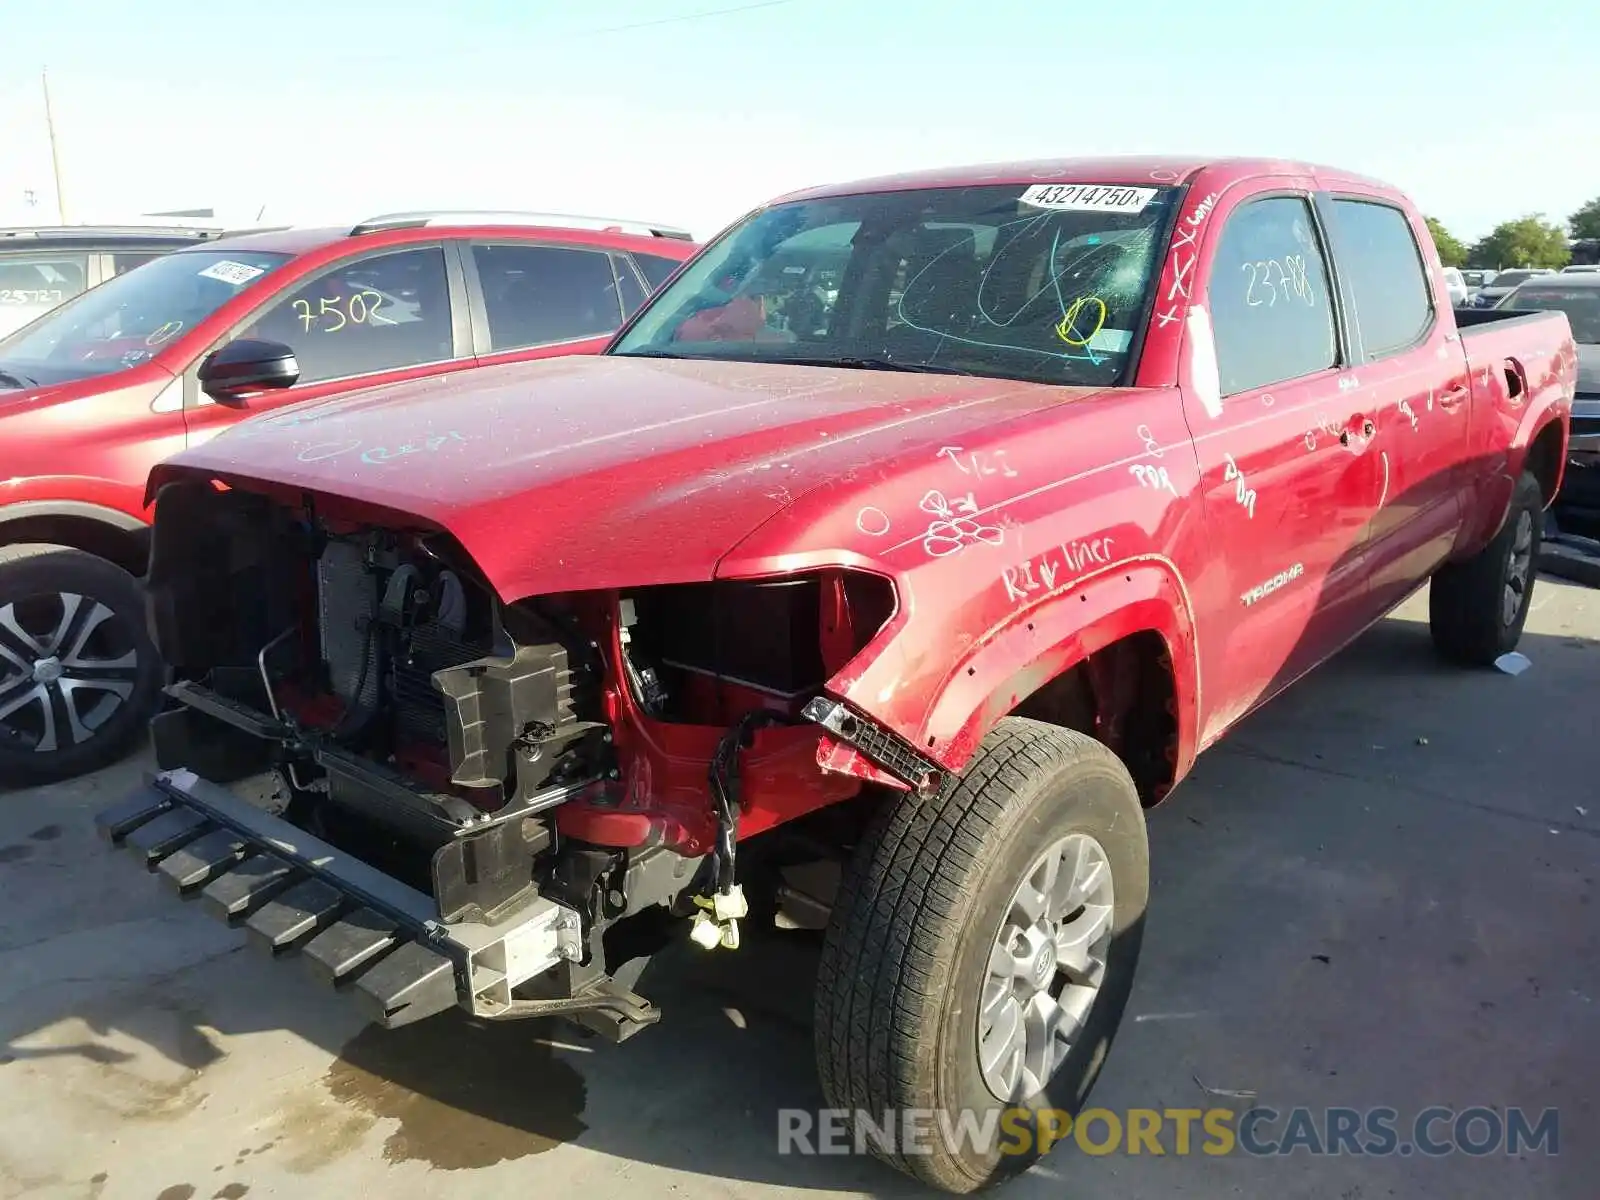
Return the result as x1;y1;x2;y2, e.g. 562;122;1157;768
0;225;220;337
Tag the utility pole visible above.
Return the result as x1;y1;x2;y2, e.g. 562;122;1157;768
42;69;67;224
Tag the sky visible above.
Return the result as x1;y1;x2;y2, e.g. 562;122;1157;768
1;0;1595;244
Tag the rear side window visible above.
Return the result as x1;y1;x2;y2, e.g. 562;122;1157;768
0;253;89;336
472;245;624;350
1207;196;1338;397
1327;199;1434;360
633;253;683;290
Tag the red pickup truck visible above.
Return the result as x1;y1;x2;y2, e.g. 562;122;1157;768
0;213;696;784
94;158;1573;1192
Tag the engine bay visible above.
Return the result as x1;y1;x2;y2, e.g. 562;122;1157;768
141;477;905;989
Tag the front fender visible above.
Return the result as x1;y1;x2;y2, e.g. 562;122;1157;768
840;556;1201;776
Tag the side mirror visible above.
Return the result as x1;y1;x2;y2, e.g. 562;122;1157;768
197;338;300;403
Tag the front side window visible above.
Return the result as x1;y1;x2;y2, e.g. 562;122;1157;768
472;244;624;350
237;247;454;385
0;248;289;387
1328;199;1434;360
0;252;90;340
1207;196;1337;397
611;183;1178;387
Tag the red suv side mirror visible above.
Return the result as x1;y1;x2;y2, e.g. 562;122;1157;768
198;338;300;404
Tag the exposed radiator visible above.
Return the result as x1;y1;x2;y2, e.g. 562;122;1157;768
390;622;492;744
316;540;380;711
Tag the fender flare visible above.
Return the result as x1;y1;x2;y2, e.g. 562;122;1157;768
917;555;1202;775
0;499;150;535
1458;405;1568;556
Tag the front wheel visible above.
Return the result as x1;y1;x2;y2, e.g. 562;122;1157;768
0;544;162;788
813;718;1150;1193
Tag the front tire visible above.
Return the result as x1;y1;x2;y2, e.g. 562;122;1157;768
0;544;162;788
1429;471;1543;665
814;718;1149;1193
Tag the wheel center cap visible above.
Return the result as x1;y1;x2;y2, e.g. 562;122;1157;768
33;656;64;686
1033;941;1056;987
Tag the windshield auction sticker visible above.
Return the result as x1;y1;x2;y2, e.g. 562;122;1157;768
1019;184;1157;213
197;260;267;286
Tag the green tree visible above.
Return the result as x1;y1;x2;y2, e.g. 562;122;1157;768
1468;215;1571;270
1569;196;1600;241
1425;217;1468;267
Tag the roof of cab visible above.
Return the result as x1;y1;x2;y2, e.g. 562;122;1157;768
768;155;1398;206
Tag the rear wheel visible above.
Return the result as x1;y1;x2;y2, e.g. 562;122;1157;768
813;718;1149;1192
0;544;161;787
1429;471;1543;665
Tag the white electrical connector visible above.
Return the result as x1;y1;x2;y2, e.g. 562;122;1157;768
711;884;748;922
690;884;748;950
690;911;724;949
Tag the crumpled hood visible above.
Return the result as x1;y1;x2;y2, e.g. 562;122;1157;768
157;355;1089;598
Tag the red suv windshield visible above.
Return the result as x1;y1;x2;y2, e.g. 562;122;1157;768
0;248;291;388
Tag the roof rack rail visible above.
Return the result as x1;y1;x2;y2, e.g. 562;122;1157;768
348;210;695;240
0;224;223;240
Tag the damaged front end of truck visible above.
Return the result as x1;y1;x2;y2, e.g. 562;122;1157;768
96;473;932;1038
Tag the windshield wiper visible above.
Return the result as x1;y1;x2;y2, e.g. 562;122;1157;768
0;368;38;389
771;355;974;376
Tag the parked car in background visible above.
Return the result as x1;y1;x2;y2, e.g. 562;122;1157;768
1442;266;1469;307
90;156;1572;1194
1461;269;1496;303
0;210;697;785
1497;273;1600;525
0;224;224;337
1473;267;1556;307
1560;264;1600;274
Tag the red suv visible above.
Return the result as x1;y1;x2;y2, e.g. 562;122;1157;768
0;211;697;785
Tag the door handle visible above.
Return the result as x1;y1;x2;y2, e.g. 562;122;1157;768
1438;384;1469;410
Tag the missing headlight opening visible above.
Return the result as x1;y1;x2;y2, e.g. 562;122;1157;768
138;478;898;1034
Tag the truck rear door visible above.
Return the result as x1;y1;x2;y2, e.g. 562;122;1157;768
1315;190;1470;612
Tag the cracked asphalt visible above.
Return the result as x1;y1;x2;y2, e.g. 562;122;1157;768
1;579;1596;1200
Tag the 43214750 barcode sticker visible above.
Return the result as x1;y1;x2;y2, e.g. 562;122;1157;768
197;260;267;286
1019;184;1157;214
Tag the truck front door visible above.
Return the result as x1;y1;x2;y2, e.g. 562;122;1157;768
1179;185;1386;739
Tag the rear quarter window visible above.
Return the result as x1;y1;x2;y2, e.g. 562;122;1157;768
1327;199;1434;361
633;253;684;290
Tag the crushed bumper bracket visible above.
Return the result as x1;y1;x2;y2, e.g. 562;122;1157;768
94;768;592;1031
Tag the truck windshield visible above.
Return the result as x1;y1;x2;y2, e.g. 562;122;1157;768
0;249;291;388
610;183;1178;387
1504;287;1600;342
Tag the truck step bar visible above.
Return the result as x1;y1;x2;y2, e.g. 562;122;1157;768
93;769;592;1031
